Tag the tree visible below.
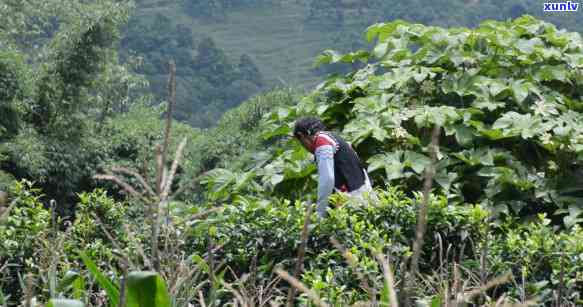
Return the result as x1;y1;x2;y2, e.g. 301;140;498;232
0;50;28;141
238;54;264;87
0;0;139;215
193;37;237;85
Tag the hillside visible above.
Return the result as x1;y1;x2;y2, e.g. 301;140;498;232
132;0;583;89
134;1;328;89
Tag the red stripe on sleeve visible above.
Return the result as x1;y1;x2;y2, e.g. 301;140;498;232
312;133;337;151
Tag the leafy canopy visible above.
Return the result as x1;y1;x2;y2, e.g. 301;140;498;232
208;16;583;226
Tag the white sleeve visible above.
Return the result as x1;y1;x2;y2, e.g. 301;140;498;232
315;145;335;217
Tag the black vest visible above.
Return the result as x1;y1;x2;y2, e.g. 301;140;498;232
318;132;366;192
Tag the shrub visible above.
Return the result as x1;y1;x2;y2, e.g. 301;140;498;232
182;187;582;304
0;180;50;302
258;16;583;226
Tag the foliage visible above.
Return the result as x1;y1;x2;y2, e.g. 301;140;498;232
3;179;581;305
100;103;202;195
126;271;171;307
68;190;129;263
182;0;277;20
0;0;140;213
121;13;195;77
3;3;583;306
487;215;583;303
80;253;172;307
79;252;119;307
0;180;50;303
183;188;582;305
255;16;583;227
0;171;15;191
0;180;49;260
29;1;130;137
131;0;583;92
192;88;297;173
0;49;29;141
305;0;346;28
120;13;265;127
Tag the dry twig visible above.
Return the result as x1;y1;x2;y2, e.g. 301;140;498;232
286;202;314;307
276;268;330;307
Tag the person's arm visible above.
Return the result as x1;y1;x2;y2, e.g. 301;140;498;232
315;144;335;217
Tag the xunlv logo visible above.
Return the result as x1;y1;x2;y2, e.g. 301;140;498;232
544;1;579;11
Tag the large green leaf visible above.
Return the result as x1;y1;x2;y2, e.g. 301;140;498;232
413;106;460;127
343;116;390;145
535;65;569;83
404;151;431;174
368;151;405;181
515;37;543;55
492;112;541;139
314;50;370;66
244;17;583;227
453;148;494;167
453;125;475;147
511;80;531;105
200;168;238;200
366;20;408;43
126;271;171;307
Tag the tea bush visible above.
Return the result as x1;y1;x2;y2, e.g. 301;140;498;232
183;187;582;305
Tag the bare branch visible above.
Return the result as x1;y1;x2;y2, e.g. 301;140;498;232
93;174;147;202
24;273;34;307
92;213;134;269
111;167;156;197
462;272;513;302
286;202;314;307
161;137;187;201
224;282;249;307
156;144;164;196
409;125;441;278
0;197;19;224
198;290;207;307
373;252;399;307
161;60;177;181
170;171;208;200
188;207;224;222
276;268;330;307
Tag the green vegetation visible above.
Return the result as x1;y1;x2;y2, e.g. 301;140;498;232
119;0;583;128
120;13;265;127
134;0;583;85
1;1;583;306
275;16;583;224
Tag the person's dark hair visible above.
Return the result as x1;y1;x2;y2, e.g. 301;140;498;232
293;117;326;137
